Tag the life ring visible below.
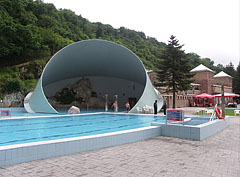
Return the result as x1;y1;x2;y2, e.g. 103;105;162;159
214;106;224;119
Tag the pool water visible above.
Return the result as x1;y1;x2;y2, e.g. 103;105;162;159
0;113;164;146
0;108;212;147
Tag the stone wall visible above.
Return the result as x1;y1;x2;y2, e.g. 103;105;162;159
192;71;215;94
48;78;105;110
1;92;24;107
214;77;232;87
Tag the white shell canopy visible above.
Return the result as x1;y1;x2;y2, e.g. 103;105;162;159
25;40;163;113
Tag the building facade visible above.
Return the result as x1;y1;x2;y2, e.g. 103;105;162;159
148;64;233;108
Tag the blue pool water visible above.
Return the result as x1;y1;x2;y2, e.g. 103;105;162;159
0;107;123;117
0;108;211;146
0;113;165;146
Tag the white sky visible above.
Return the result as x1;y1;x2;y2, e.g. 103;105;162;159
45;0;240;68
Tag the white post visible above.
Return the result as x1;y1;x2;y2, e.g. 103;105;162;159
105;94;108;112
114;95;118;112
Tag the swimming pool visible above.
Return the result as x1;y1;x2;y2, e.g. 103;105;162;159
0;113;164;146
0;109;229;167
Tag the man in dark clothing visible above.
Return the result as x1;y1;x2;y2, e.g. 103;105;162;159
163;102;167;115
154;100;157;115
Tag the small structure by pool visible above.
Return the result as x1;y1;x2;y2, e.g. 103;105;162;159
24;40;163;114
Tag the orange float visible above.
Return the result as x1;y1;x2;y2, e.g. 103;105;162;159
214;106;224;119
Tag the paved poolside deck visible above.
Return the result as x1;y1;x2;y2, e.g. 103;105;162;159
0;116;239;177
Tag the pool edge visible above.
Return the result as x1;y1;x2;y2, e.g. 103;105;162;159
151;117;230;141
0;126;161;167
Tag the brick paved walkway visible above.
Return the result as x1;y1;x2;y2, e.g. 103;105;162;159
0;117;239;177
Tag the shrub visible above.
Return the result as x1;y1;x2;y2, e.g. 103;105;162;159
2;78;25;93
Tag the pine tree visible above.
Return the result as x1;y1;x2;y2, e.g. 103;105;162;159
155;35;194;108
225;62;235;77
225;62;237;93
234;62;240;94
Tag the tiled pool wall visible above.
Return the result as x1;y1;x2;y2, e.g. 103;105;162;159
0;126;161;167
152;117;229;141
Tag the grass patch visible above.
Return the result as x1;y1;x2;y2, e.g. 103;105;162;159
196;108;240;116
224;108;239;116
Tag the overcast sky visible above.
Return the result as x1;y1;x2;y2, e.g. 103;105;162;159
45;0;239;68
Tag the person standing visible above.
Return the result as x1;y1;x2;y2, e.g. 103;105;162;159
163;101;167;115
112;101;118;112
125;102;130;113
153;100;158;115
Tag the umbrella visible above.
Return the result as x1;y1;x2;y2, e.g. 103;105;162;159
214;93;240;98
194;93;214;99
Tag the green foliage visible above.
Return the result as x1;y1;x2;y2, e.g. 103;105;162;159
201;58;215;70
39;28;73;55
26;58;46;79
2;78;25;93
24;79;38;91
223;62;238;94
0;59;46;95
234;63;240;94
155;35;194;108
215;64;225;73
224;62;235;77
184;53;201;68
24;73;35;80
0;0;167;70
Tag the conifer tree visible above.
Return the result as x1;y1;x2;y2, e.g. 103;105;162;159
155;35;194;108
225;62;237;93
234;62;240;94
225;62;235;77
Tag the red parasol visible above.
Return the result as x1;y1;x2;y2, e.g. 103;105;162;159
214;93;240;98
194;93;214;99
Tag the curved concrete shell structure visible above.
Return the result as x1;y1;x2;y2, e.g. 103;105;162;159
24;40;163;113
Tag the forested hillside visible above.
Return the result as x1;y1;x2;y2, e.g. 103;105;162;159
0;0;167;69
0;0;239;97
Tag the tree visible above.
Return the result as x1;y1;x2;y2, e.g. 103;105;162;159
225;62;237;94
234;62;240;94
201;58;215;70
225;62;235;77
215;64;225;73
155;35;194;108
185;52;201;68
39;28;73;55
2;78;25;94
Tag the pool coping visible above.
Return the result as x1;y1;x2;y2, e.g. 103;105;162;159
0;111;158;120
